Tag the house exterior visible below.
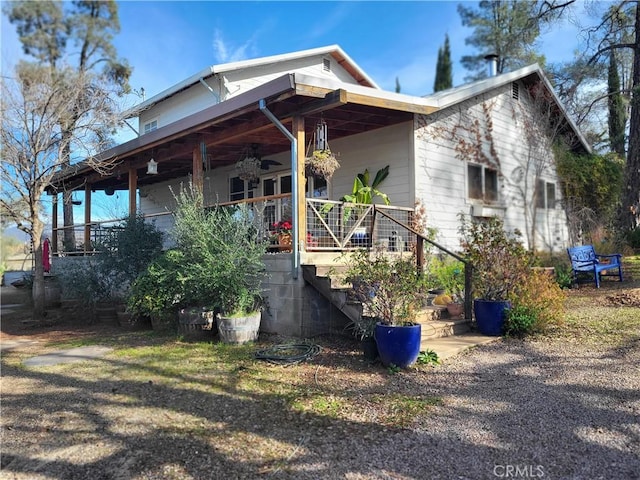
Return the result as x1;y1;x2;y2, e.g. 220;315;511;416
49;45;590;336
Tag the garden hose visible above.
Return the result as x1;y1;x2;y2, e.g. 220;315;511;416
254;343;321;366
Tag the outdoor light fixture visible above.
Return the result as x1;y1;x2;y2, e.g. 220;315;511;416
146;158;158;175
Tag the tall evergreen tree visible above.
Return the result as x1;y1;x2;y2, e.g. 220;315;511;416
434;34;453;92
395;76;401;93
6;0;131;251
458;1;572;80
607;50;627;157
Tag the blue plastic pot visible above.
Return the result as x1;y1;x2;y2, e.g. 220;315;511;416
474;299;510;336
374;323;421;368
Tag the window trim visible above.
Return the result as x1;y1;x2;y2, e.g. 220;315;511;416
467;163;499;204
143;118;158;135
535;179;557;210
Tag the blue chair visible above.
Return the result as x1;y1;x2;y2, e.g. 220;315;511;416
567;245;623;288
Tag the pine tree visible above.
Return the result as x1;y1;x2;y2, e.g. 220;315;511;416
607;50;627;157
434;34;453;92
458;1;570;80
7;0;131;251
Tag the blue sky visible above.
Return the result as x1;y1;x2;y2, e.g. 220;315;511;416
1;1;587;235
3;1;586;102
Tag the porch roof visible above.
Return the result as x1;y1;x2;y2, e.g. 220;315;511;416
49;72;438;193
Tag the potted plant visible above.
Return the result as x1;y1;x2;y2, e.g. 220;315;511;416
428;257;465;318
305;119;340;180
305;148;340;180
459;216;533;335
343;248;424;368
272;219;293;252
345;314;379;360
127;249;186;331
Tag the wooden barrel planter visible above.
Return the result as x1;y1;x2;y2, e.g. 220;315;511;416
95;302;118;325
178;308;215;340
43;276;61;308
216;310;261;344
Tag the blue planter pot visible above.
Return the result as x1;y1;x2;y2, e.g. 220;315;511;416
374;323;421;368
474;299;510;336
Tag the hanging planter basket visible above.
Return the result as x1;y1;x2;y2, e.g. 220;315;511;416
236;156;261;182
305;120;340;180
305;149;340;180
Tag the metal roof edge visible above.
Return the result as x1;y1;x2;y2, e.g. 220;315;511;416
125;45;377;118
426;64;591;153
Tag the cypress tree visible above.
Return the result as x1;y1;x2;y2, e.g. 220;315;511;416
434;34;453;92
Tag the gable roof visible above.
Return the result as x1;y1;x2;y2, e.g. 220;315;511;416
425;64;591;153
129;45;378;117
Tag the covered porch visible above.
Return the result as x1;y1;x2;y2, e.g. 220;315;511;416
47;73;438;263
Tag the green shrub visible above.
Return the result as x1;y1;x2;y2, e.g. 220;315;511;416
627;227;640;249
127;186;268;318
128;250;187;318
427;257;465;301
459;215;534;301
504;305;538;337
512;269;567;334
342;249;424;326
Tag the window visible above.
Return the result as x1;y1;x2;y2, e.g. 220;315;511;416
535;180;557;209
322;57;331;72
262;173;292;228
306;176;328;199
468;164;498;202
229;176;254;202
143;119;158;134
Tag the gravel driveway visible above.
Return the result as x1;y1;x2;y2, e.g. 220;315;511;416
1;286;639;479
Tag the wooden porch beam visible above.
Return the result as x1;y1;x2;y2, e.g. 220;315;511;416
128;167;137;215
51;193;58;255
342;91;439;115
292;116;306;251
192;144;204;193
84;184;91;254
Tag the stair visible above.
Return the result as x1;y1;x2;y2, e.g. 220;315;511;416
302;263;473;352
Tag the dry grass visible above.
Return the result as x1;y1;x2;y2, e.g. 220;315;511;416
1;273;639;479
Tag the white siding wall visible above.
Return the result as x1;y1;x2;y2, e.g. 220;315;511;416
415;83;569;253
329;122;413;208
139;54;359;132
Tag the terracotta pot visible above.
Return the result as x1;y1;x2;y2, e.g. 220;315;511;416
278;233;292;252
446;302;464;318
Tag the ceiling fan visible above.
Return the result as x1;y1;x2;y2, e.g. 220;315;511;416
248;143;282;171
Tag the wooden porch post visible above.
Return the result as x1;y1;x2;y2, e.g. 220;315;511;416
192;144;204;194
292;116;306;250
84;185;91;254
128;167;138;216
51;193;58;256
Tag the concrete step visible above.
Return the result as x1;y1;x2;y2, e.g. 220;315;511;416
417;317;472;341
421;332;500;362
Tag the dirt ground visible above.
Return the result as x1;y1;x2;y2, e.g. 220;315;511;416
1;280;639;479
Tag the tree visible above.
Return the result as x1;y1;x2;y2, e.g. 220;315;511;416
6;0;131;251
458;1;574;80
434;34;453;92
608;50;627;157
0;66;121;318
395;76;401;93
576;1;640;231
556;149;624;244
